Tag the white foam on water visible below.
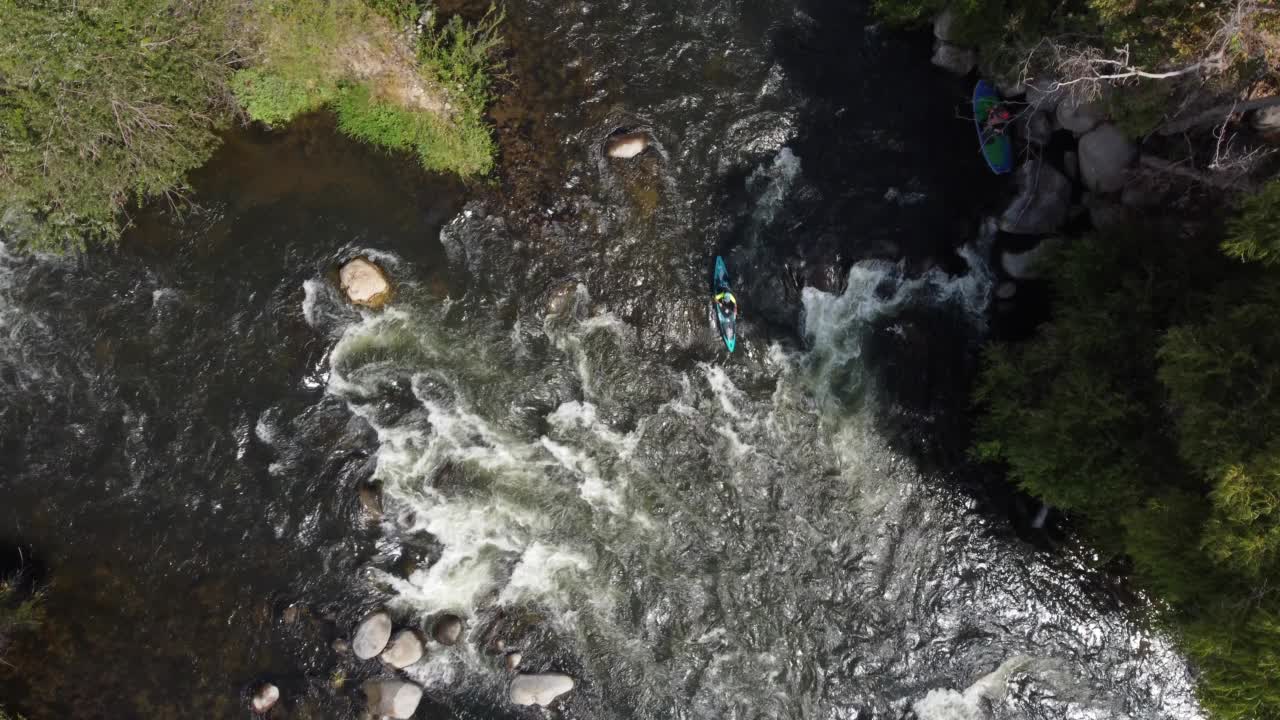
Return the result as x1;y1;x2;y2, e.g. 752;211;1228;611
497;542;595;607
747;147;802;238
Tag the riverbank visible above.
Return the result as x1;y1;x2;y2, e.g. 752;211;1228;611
0;0;502;254
881;3;1280;717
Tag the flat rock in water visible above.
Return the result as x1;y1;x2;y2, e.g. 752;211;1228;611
433;614;464;645
998;163;1072;235
339;257;391;308
930;40;975;76
1078;123;1136;193
509;673;575;706
353;611;393;660
364;679;423;719
605;132;650;159
381;629;425;669
251;683;280;714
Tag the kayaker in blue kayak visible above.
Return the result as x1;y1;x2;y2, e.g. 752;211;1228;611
715;290;737;321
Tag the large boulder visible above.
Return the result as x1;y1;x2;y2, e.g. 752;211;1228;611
998;162;1072;235
338;258;391;309
1251;105;1280;139
1020;111;1052;146
353;611;393;660
1078;123;1137;193
381;629;425;669
364;680;424;719
251;683;280;714
1055;99;1103;135
433;614;464;645
509;673;576;707
604;131;650;159
931;40;975;76
1024;82;1064;114
1000;238;1063;280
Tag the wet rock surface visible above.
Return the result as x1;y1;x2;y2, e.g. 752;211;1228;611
509;673;575;706
251;683;280;714
1079;123;1137;193
930;41;976;75
432;614;463;646
364;679;423;719
380;629;425;669
353;611;393;660
998;163;1072;235
339;257;391;308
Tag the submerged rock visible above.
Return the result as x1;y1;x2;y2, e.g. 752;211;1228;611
998;162;1072;235
339;257;391;309
930;40;975;76
381;629;425;669
1079;123;1136;193
509;673;575;706
251;683;280;714
995;281;1017;300
433;614;464;645
364;679;423;719
357;481;383;520
605;131;651;159
353;610;393;660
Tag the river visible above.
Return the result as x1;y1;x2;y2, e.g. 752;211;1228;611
0;0;1203;718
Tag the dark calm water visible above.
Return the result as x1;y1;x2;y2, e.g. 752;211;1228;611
1;1;1201;719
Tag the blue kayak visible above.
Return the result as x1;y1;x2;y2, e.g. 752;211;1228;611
712;256;738;352
973;80;1013;175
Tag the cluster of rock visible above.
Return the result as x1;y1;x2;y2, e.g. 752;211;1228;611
331;609;574;717
925;10;1148;293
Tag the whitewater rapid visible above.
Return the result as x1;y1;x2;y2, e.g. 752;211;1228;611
302;160;1200;718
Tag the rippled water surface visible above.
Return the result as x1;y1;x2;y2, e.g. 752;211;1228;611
0;1;1203;718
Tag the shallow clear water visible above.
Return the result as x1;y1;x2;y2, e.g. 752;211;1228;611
0;1;1204;718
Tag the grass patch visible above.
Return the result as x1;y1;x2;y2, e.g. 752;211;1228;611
233;0;502;177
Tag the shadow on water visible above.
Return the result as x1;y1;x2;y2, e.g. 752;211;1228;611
0;114;509;719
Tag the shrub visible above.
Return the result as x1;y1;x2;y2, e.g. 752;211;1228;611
0;0;239;252
973;219;1280;718
1224;180;1280;266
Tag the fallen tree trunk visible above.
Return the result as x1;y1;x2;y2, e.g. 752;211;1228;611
1138;154;1257;191
1158;94;1280;136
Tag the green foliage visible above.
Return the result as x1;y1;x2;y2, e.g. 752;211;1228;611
233;0;500;177
974;217;1280;717
231;69;335;127
418;3;506;111
333;85;494;176
1224;181;1280;266
0;0;238;252
0;577;43;637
